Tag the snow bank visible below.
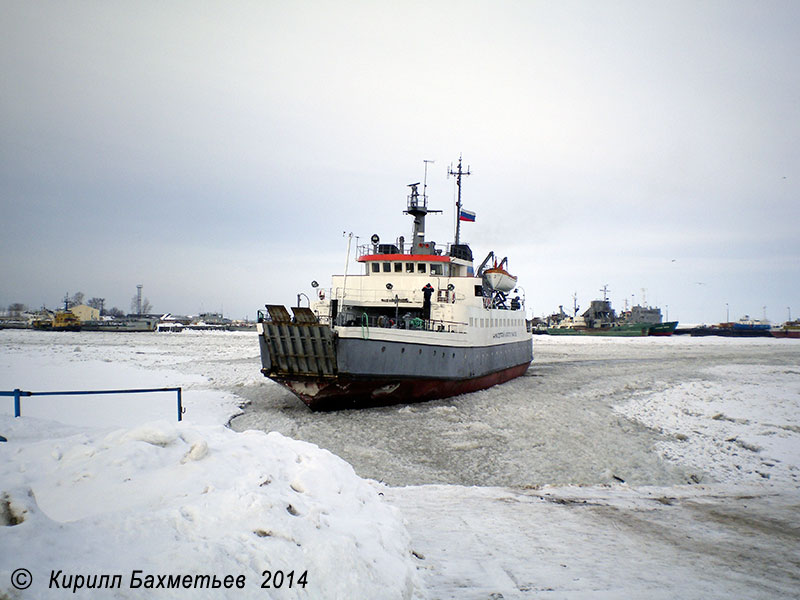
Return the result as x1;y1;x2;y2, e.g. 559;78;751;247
0;331;422;598
1;419;420;598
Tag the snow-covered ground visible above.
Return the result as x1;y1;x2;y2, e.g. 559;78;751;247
1;330;799;598
1;331;419;599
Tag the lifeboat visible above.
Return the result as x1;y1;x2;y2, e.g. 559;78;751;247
483;266;518;292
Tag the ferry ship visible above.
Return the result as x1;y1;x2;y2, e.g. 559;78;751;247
257;159;533;410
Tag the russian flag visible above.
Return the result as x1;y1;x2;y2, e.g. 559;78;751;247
459;209;476;222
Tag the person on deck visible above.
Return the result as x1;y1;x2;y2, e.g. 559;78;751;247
422;283;434;321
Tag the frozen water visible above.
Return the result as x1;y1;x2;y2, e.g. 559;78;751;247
233;335;800;488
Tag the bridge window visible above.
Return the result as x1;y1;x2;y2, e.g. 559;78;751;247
371;263;380;273
383;262;391;272
417;263;426;273
394;262;402;273
405;263;414;273
431;263;442;275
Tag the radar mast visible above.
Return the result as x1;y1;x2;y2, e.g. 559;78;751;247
405;159;441;252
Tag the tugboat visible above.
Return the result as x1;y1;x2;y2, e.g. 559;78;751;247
32;296;82;331
256;158;533;410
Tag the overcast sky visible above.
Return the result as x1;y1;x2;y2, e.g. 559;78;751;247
2;1;798;324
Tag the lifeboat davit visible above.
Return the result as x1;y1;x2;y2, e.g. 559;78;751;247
483;267;518;292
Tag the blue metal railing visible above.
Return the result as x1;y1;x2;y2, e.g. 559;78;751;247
2;387;184;422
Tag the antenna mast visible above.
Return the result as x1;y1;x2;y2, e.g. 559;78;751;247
422;159;434;202
448;155;471;245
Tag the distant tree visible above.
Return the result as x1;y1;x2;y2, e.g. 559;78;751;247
7;303;27;315
67;292;85;308
130;296;153;315
107;306;125;318
87;297;105;313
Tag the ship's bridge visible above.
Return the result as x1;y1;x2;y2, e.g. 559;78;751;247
357;241;474;278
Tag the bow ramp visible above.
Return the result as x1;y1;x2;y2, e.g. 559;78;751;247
259;305;337;377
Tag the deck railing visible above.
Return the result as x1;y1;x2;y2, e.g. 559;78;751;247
334;311;467;334
257;308;467;334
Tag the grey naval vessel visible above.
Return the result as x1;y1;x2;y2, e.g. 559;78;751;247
257;158;533;410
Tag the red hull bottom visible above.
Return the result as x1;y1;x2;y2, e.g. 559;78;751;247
270;361;532;411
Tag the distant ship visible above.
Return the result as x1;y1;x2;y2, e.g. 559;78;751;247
81;317;159;332
32;310;81;331
31;297;82;331
772;320;800;339
256;158;533;410
619;304;679;336
690;316;773;337
546;289;677;336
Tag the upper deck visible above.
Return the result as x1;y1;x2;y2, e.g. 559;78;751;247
356;241;475;278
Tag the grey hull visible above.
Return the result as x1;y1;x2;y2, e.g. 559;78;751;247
258;323;533;409
336;335;533;380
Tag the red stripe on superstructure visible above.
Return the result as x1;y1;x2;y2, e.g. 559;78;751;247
358;254;451;263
